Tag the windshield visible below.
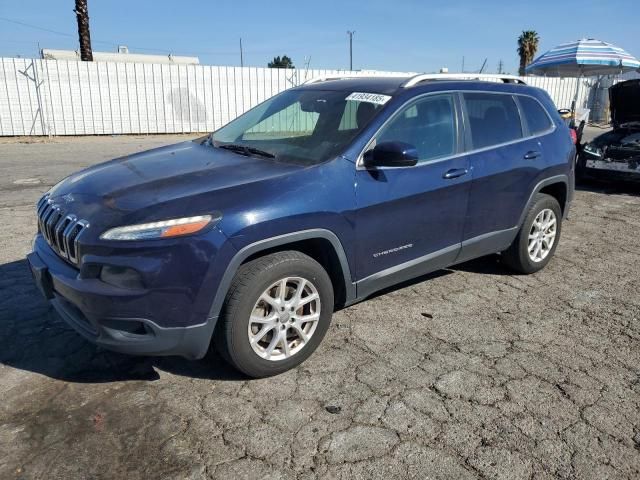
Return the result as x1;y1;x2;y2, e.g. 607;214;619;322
210;89;387;165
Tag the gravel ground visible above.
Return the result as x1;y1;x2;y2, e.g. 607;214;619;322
0;133;639;479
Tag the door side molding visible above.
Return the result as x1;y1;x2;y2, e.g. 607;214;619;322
455;227;519;265
355;244;460;300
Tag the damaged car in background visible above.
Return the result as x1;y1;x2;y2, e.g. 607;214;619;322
578;79;640;182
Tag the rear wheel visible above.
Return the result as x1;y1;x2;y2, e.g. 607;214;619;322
215;251;334;378
502;193;562;274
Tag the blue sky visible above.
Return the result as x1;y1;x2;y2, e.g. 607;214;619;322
0;0;638;73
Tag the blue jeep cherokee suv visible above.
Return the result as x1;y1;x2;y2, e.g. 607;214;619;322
28;74;575;377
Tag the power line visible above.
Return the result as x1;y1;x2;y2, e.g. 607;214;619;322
0;15;277;58
0;15;167;52
0;16;76;38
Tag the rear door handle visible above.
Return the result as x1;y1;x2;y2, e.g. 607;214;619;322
442;168;469;179
524;150;542;160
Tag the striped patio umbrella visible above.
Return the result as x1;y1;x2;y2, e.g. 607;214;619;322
526;39;640;116
525;38;640;77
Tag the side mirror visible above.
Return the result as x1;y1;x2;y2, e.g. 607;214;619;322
363;141;419;168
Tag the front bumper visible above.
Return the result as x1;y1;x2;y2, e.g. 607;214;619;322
585;158;640;174
27;235;221;359
580;164;640;182
579;155;640;182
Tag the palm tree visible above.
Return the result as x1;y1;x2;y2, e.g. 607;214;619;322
75;0;93;61
517;30;540;76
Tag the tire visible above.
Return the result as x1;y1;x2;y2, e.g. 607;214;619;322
215;251;334;378
502;193;562;274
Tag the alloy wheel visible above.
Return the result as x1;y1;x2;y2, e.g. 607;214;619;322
248;277;321;361
528;208;557;263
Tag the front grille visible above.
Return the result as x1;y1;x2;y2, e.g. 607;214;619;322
606;146;640;163
37;196;88;265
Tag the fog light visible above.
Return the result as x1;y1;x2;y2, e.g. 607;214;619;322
101;318;149;335
100;265;144;289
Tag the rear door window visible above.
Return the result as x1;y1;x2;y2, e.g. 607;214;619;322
518;96;553;135
463;93;523;149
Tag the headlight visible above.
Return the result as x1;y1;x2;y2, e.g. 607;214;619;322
583;143;602;157
100;215;217;241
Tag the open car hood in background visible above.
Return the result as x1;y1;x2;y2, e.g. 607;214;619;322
610;79;640;128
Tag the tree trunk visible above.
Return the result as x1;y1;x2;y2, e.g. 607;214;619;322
75;0;93;61
518;56;526;76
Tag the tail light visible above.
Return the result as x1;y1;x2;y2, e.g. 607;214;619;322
569;128;577;145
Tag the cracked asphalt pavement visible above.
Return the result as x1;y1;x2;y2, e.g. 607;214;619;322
1;134;639;479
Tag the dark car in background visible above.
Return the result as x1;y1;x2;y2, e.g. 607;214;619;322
28;74;575;377
578;79;640;182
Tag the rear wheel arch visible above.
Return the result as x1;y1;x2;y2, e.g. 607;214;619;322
503;192;562;274
518;175;568;227
539;182;567;216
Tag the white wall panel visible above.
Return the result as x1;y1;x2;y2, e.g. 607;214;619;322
0;57;600;136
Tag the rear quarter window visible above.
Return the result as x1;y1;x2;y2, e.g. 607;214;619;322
463;93;523;149
518;96;554;135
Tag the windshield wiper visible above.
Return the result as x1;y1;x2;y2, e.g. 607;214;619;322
217;143;275;159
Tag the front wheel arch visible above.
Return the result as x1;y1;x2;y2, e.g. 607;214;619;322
208;230;354;323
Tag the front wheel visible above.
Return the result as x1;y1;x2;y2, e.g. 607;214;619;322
502;193;562;274
215;251;334;378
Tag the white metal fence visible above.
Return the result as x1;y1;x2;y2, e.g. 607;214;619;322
0;57;593;137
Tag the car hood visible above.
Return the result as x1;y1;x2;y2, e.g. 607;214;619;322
47;139;304;226
610;79;640;128
589;128;640;148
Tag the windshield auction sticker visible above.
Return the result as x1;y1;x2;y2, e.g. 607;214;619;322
345;92;392;105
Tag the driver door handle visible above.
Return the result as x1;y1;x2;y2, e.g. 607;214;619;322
442;168;469;180
524;150;542;160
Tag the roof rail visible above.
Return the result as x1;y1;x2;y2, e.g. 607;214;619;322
302;75;362;85
402;73;526;88
302;73;414;84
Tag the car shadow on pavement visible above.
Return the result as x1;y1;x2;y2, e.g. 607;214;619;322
0;259;247;384
576;178;640;196
450;255;513;276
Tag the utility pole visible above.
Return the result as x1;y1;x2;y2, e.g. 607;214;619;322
497;59;504;74
461;56;465;73
347;31;355;70
239;37;244;67
74;0;93;61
